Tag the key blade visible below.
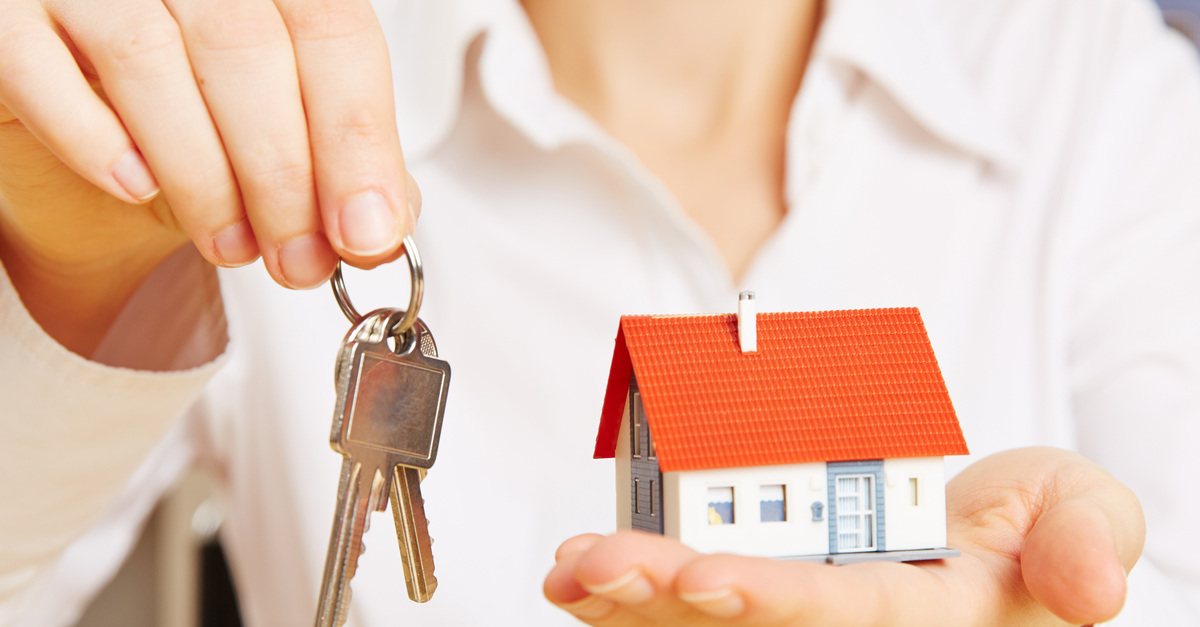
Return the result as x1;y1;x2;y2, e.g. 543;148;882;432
368;465;390;514
315;460;373;627
390;465;438;602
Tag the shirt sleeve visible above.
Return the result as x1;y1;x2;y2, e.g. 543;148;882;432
1059;2;1200;622
0;245;228;618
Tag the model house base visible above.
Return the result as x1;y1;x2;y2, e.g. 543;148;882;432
784;548;961;565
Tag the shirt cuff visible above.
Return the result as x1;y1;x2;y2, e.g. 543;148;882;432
0;246;228;604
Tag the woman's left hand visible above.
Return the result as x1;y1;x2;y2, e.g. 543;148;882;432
544;447;1144;626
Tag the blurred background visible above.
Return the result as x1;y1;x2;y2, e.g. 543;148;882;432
71;3;1199;626
1162;0;1200;44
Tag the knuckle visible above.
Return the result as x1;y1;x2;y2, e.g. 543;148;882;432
165;160;242;216
188;3;288;53
103;16;184;73
325;107;391;148
283;0;377;42
243;156;314;202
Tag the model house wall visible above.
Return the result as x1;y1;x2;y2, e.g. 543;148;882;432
614;380;667;534
666;460;829;557
614;396;632;531
616;401;948;558
879;457;947;551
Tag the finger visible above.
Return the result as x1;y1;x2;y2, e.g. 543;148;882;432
545;549;619;622
406;169;422;220
571;531;698;604
165;0;340;287
556;533;605;562
555;531;743;627
1016;450;1145;624
0;3;158;204
1023;499;1127;624
949;446;1146;625
331;168;422;270
275;0;410;268
674;554;980;626
50;1;258;269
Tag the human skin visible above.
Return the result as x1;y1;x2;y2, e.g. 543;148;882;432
0;0;417;357
0;1;1150;623
523;4;1146;625
522;0;821;281
0;0;806;354
544;448;1144;626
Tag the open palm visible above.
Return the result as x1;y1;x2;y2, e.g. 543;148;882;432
545;447;1144;626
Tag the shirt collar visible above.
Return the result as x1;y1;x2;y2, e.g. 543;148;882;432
374;0;489;163
816;0;1020;168
378;0;595;162
385;0;1021;168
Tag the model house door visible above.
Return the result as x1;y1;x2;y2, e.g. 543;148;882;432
835;474;876;552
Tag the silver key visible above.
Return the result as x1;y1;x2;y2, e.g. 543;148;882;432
315;308;451;626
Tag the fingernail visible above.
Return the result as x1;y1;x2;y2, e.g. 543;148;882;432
559;595;617;620
404;171;421;235
405;170;422;209
679;587;745;618
406;200;418;235
112;149;159;202
339;191;399;256
277;233;337;289
212;219;259;267
582;569;654;605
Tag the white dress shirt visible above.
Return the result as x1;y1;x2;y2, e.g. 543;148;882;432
2;0;1199;624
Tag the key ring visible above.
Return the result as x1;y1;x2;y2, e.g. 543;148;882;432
331;234;423;338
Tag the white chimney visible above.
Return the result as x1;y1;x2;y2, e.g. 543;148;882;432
738;291;757;353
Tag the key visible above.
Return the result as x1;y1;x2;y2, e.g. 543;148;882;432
315;308;451;626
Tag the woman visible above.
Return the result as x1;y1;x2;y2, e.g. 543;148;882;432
1;0;1196;624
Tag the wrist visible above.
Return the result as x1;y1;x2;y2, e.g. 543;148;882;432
0;222;186;357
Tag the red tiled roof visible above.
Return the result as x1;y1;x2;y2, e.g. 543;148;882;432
594;308;967;472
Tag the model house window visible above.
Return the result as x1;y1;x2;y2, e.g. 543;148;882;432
835;475;875;551
634;478;641;514
909;477;919;506
707;487;734;525
630;390;642;458
650;480;657;516
760;485;786;522
646;422;657;460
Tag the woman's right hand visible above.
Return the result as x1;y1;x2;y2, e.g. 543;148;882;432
0;0;416;354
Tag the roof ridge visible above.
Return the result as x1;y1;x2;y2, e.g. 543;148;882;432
620;306;922;321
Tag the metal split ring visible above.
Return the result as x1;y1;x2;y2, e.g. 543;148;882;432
331;234;423;337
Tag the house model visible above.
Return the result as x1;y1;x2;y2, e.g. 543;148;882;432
593;295;969;564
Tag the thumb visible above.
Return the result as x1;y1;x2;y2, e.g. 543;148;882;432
1020;461;1145;624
